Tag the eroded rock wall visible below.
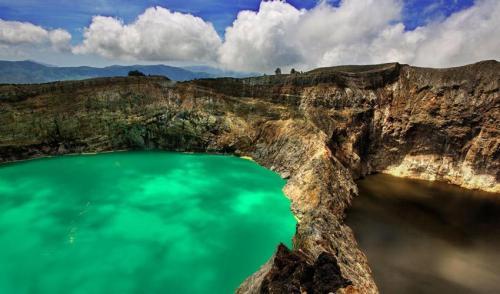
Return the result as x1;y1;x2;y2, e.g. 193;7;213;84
293;61;499;192
370;63;499;192
0;60;498;293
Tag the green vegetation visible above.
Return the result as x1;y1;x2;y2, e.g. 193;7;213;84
128;70;146;76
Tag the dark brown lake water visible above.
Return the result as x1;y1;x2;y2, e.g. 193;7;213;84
346;173;500;294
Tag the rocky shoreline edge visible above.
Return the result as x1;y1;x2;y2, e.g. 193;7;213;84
1;60;498;293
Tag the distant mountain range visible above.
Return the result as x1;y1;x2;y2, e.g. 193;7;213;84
0;60;259;84
183;65;259;79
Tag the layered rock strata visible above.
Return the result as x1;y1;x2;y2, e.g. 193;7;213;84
0;60;498;293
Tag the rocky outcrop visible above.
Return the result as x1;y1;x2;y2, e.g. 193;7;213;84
238;244;352;294
0;60;498;293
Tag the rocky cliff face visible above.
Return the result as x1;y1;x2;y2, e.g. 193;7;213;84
0;60;498;293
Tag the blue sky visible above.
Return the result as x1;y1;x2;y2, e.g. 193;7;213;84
0;0;474;42
0;0;496;70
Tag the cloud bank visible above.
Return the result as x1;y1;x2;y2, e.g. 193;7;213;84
0;19;71;51
1;0;499;71
219;0;500;72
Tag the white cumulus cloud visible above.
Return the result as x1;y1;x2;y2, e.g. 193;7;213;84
48;29;72;51
405;0;500;67
0;19;71;51
73;6;222;63
218;0;500;72
218;1;305;72
2;1;499;70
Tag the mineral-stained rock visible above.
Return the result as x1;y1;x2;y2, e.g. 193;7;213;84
241;244;351;294
0;61;498;293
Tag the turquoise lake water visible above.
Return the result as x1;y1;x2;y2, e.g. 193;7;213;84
0;152;296;294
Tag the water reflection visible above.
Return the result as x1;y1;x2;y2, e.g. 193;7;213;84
346;173;500;294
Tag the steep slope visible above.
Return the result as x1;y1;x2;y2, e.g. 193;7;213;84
0;60;498;293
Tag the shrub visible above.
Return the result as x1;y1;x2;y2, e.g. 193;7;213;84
128;70;146;77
